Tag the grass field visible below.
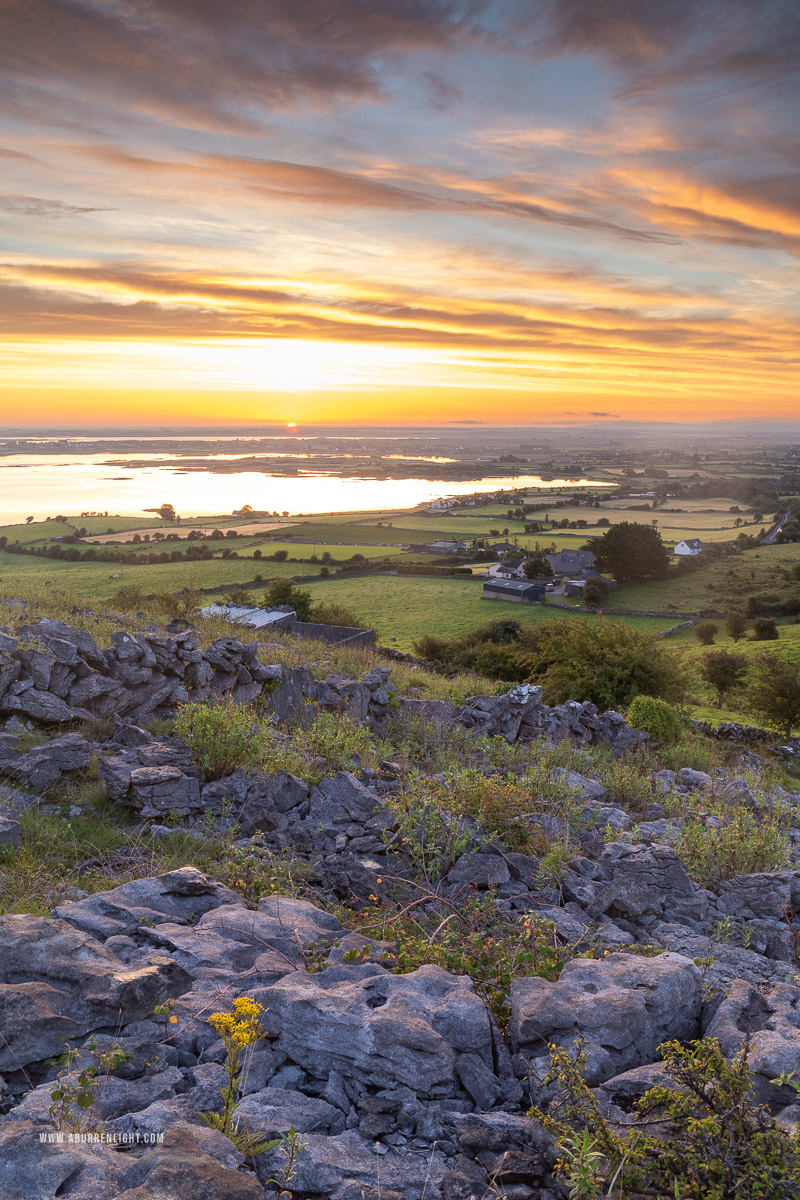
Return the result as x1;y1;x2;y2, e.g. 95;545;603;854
248;540;398;560
0;551;304;600
613;543;800;612
668;621;800;727
302;575;674;650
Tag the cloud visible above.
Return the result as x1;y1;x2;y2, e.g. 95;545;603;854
0;195;107;218
0;0;481;132
0;148;38;162
519;0;800;97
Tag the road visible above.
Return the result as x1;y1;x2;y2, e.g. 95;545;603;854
762;508;791;545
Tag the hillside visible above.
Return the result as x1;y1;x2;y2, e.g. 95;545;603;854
2;597;800;1197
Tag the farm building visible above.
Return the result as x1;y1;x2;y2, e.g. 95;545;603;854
674;538;707;556
545;548;595;575
482;579;546;604
428;540;468;554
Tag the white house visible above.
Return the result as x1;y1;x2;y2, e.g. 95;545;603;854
487;562;525;580
673;538;707;556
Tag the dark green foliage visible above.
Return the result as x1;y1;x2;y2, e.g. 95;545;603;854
522;552;554;579
533;620;682;710
582;577;609;607
700;648;748;708
309;602;362;627
726;610;749;641
694;620;718;645
533;1038;800;1199
585;521;670;583
173;699;265;781
263;578;313;620
752;616;779;640
748;654;800;736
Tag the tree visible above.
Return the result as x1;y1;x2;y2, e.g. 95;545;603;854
263;578;312;621
700;649;748;708
582;578;609;607
752;617;779;640
157;503;176;521
694;621;718;646
585;522;669;583
749;655;800;736
533;620;682;710
522;553;553;580
25;515;34;524
726;611;749;642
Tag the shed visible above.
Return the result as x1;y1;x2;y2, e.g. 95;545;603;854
482;579;545;604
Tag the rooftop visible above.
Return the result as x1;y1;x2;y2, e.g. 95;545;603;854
199;604;294;628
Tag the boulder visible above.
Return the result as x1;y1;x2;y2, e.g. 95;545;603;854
52;866;242;940
0;914;192;1070
509;952;702;1086
589;841;707;924
257;1129;447;1200
705;979;800;1108
0;732;92;789
259;963;496;1096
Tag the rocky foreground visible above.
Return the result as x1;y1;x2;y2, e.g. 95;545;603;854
2;620;800;1197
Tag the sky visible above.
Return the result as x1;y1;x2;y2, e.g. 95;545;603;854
0;0;798;427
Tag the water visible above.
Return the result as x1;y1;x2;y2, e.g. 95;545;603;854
0;448;604;524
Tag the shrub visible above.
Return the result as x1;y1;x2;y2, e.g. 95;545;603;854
582;578;609;607
263;579;312;620
533;1037;800;1199
626;696;683;743
173;699;266;781
673;802;789;887
693;620;718;645
309;602;361;628
596;754;665;814
536;620;683;711
752;616;779;640
263;710;380;784
411;633;449;662
111;585;145;611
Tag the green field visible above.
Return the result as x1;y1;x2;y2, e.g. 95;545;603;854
0;551;304;600
302;575;674;650
613;543;800;613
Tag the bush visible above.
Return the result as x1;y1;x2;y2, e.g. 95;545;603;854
309;602;362;628
173;699;266;781
533;1037;800;1199
263;579;312;621
673;801;789;887
265;710;379;784
626;696;683;743
700;648;748;708
536;620;683;711
582;578;609;607
752;616;779;640
693;620;718;645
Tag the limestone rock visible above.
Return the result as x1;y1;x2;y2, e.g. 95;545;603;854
509;951;702;1086
0;914;192;1070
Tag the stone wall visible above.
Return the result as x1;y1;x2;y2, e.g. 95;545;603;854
0;618;648;753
